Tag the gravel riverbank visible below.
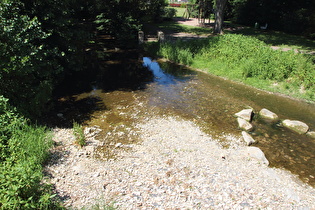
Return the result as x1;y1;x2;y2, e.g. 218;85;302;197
45;116;315;209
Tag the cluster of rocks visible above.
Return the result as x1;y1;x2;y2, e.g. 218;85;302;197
234;107;315;166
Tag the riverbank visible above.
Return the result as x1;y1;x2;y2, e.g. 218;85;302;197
46;114;315;209
145;18;315;103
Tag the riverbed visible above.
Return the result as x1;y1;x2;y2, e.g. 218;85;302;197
48;55;315;187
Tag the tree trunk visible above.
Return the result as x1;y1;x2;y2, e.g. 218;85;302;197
214;0;227;34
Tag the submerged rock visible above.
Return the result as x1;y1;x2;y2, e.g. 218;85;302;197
306;131;315;139
237;117;254;131
235;109;253;122
246;147;269;165
242;131;255;146
259;108;279;123
282;120;309;134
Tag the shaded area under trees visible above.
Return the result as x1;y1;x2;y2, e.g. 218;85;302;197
0;0;167;118
226;0;315;38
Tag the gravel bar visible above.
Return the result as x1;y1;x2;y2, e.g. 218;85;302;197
45;116;315;209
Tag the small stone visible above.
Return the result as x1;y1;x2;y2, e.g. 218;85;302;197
235;109;253;122
282;119;309;134
240;202;250;207
306;131;315;139
242;131;255;146
237;117;254;131
259;108;279;123
115;143;123;148
246;147;269;165
93;172;100;177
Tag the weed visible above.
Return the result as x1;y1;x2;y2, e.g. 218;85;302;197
81;200;116;210
73;121;86;147
0;96;62;209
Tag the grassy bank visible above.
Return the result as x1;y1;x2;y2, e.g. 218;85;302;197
145;34;315;102
0;96;61;209
225;23;315;53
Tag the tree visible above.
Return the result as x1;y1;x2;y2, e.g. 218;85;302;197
227;0;315;38
214;0;227;34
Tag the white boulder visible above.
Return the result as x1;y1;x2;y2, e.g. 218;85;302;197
306;131;315;139
235;109;253;122
237;117;254;131
259;108;279;123
246;147;269;165
242;131;255;146
282;120;309;134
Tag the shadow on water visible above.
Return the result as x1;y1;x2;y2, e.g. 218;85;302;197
42;49;153;128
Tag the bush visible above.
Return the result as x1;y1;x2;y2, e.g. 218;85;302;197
0;1;63;117
0;96;59;209
163;8;177;20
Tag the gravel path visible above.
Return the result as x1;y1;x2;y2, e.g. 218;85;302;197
46;115;315;209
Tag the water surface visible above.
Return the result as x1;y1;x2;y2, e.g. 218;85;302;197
50;55;315;186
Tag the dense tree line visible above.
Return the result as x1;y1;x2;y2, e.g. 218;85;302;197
186;0;315;38
0;0;167;118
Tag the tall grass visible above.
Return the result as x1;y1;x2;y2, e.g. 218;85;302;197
0;96;60;209
73;121;86;147
155;34;315;101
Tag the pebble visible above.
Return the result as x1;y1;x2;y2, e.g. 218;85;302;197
44;118;315;209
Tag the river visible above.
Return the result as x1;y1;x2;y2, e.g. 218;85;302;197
48;54;315;187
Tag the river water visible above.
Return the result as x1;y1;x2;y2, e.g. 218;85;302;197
50;55;315;186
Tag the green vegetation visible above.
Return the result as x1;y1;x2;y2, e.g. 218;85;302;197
170;6;186;17
0;96;59;209
0;0;168;118
153;34;315;101
0;0;169;207
225;23;315;53
162;7;177;20
73;122;86;147
82;201;116;210
1;0;314;207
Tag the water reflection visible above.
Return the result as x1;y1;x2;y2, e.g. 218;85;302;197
143;57;176;85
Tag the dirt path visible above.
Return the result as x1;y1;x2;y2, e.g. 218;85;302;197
173;17;205;27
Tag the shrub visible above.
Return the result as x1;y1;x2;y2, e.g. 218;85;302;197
0;96;59;209
163;8;177;20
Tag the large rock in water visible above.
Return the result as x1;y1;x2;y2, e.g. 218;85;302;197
306;131;315;139
282;119;309;134
246;147;269;165
242;131;255;146
259;108;279;123
235;109;253;122
237;117;254;131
